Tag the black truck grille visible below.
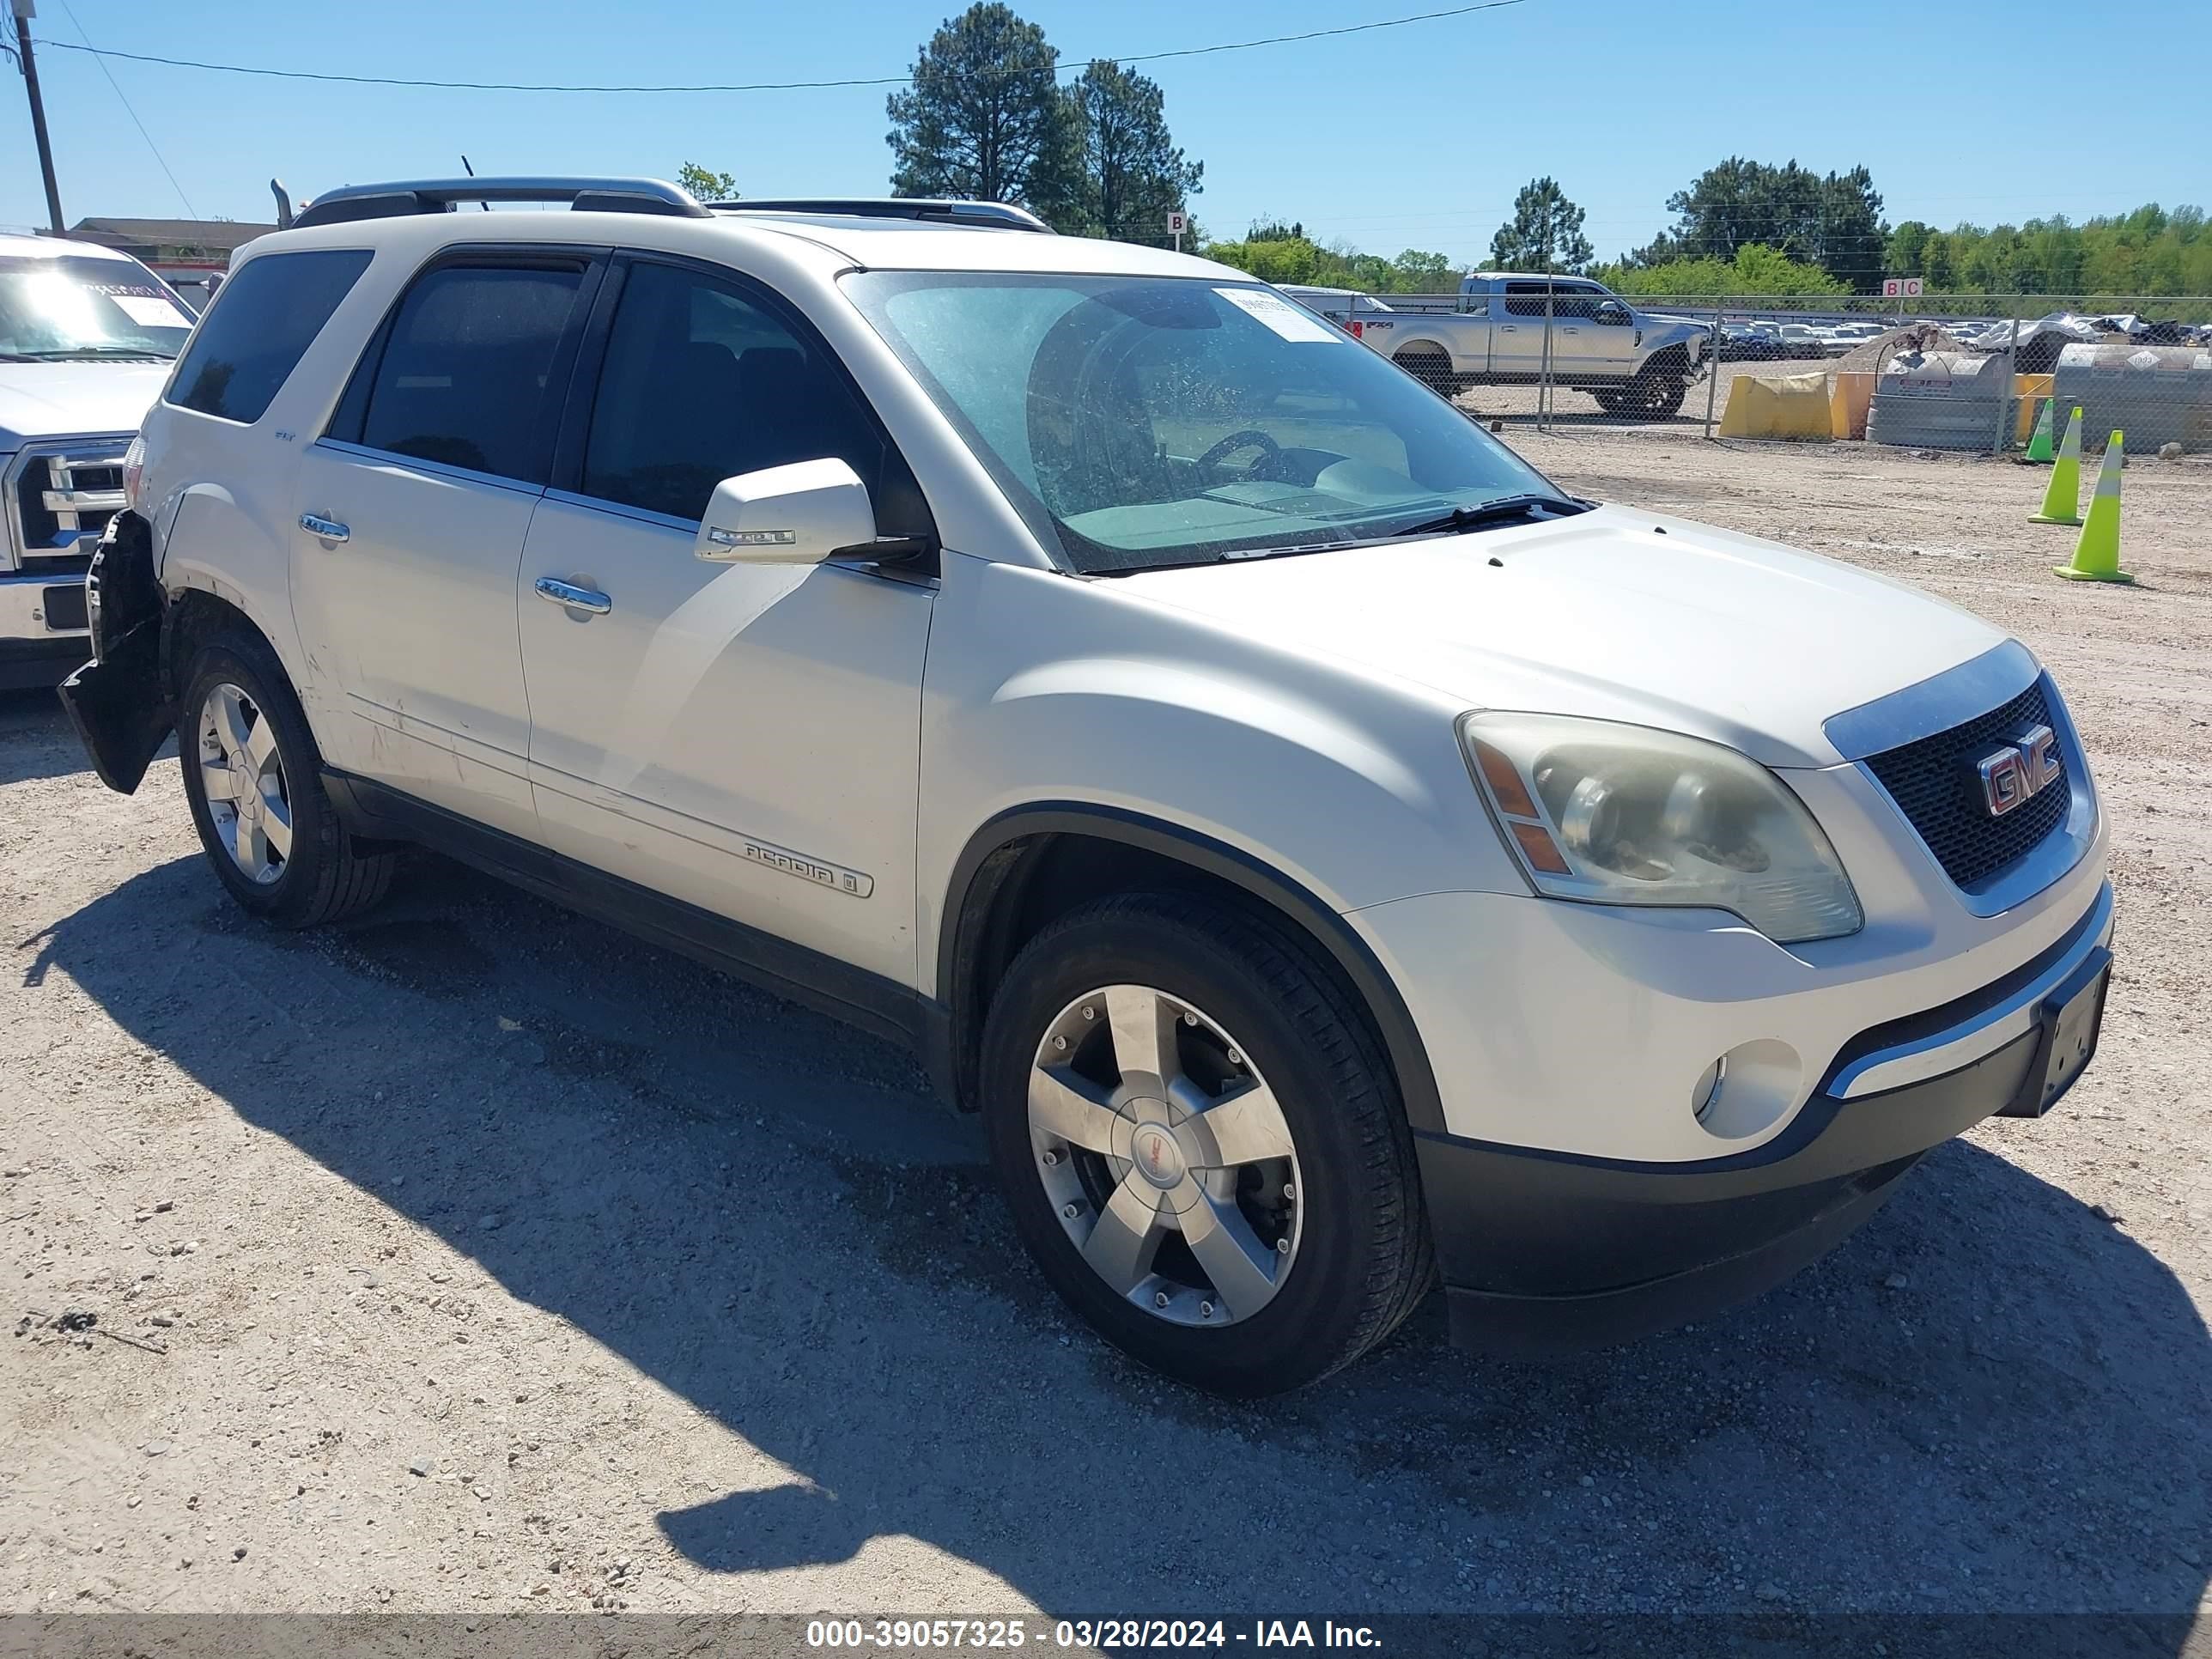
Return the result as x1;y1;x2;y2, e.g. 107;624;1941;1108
1862;678;2072;890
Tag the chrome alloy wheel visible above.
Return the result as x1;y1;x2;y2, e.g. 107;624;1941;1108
197;682;293;884
1029;984;1304;1327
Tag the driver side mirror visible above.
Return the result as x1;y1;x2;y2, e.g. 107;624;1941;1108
1596;301;1632;325
695;458;877;566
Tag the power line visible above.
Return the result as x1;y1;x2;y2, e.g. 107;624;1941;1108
56;0;198;218
28;1;1528;95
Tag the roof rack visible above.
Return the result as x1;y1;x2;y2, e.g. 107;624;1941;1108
291;177;710;230
711;198;1053;234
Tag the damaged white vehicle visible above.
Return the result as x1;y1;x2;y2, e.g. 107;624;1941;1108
65;179;2111;1395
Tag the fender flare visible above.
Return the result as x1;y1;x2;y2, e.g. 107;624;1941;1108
939;802;1446;1134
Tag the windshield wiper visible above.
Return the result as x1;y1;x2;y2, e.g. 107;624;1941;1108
10;346;174;361
1393;494;1588;538
1096;538;1366;576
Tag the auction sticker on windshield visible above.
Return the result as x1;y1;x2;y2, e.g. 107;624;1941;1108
1215;287;1343;344
110;295;192;329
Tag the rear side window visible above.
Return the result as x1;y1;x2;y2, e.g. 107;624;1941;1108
166;249;372;424
350;265;584;484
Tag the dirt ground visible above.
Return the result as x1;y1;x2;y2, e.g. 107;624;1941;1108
3;432;2209;1632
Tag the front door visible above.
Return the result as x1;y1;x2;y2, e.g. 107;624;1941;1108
291;252;599;840
518;255;937;986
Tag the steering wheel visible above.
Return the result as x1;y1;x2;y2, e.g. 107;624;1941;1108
1197;430;1281;472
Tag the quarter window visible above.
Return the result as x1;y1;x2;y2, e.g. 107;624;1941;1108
166;249;371;424
579;259;927;535
352;264;584;484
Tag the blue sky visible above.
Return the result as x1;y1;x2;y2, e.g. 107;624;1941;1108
5;0;2202;266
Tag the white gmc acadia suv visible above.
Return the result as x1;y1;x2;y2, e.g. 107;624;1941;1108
63;179;2113;1396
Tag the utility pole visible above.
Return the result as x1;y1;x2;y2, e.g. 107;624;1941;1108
11;0;64;234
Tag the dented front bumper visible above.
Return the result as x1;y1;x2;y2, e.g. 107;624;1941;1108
55;514;173;794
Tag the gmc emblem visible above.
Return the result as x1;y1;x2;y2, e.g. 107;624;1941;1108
1975;725;2062;817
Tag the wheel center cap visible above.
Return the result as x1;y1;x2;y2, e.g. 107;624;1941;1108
1130;1122;1186;1189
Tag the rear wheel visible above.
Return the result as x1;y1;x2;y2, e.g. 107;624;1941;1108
1394;347;1458;395
178;635;396;927
981;893;1432;1395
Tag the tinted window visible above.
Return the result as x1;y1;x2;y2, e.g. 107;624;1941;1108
167;250;371;423
356;265;582;483
580;260;924;532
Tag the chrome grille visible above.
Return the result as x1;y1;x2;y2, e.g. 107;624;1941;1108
9;443;129;574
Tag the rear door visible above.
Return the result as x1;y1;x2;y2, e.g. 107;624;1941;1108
517;252;937;985
291;248;601;841
1493;283;1554;377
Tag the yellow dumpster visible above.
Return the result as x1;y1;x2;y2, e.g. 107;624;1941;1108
1830;371;1875;440
1719;371;1833;441
2013;374;2055;443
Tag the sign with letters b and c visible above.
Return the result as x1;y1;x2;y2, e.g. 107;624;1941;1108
1882;277;1925;298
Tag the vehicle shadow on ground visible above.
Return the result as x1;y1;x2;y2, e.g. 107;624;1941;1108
34;851;2212;1619
0;689;96;786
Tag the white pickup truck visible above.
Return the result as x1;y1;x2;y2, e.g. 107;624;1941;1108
1284;273;1711;416
2;232;190;689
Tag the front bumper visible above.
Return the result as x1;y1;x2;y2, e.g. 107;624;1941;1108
1410;882;2113;1353
0;572;89;690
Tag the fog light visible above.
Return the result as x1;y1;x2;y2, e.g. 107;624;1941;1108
1692;1056;1728;1122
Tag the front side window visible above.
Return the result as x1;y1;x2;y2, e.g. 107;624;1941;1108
352;264;583;483
578;258;927;536
166;249;370;423
846;272;1559;574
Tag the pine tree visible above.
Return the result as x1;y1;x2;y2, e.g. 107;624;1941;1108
1489;179;1594;274
886;4;1066;208
1054;61;1202;241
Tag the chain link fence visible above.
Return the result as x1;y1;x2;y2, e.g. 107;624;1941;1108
1294;286;2212;454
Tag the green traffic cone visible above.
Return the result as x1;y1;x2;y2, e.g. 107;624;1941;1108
2053;432;2134;584
2030;406;2085;525
2024;398;2055;463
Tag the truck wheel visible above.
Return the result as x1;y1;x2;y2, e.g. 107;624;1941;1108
980;892;1433;1396
1393;348;1458;395
1603;369;1688;419
178;634;397;928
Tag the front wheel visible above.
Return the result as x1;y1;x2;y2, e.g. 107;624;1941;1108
980;893;1432;1395
1597;368;1688;418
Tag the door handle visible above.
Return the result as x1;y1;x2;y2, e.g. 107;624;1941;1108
534;576;611;616
300;513;349;544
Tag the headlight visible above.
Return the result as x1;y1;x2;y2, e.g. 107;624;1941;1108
1460;712;1863;944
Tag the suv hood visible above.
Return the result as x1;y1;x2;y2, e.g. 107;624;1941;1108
0;362;169;451
1114;503;2006;768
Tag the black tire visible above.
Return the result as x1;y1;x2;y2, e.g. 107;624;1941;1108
177;631;396;928
1395;349;1457;395
1601;368;1688;419
980;891;1433;1396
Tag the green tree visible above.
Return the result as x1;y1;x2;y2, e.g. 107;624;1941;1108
1634;158;1887;292
1593;244;1847;297
1489;178;1593;273
1884;220;1933;277
676;163;738;202
1054;60;1202;240
1387;248;1457;290
886;3;1067;208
